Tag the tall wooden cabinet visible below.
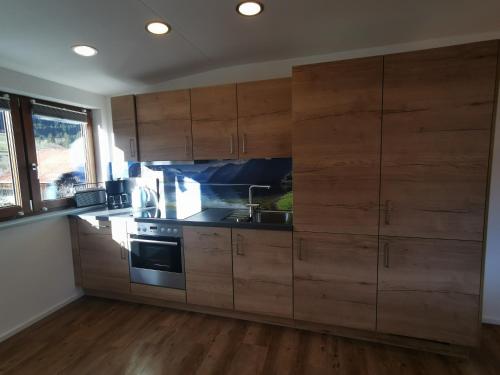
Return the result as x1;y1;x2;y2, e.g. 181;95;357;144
110;95;138;161
380;41;497;241
191;84;238;160
136;89;192;161
292;57;383;235
376;41;498;346
237;78;292;158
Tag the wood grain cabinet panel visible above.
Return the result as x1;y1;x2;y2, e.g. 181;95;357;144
136;90;192;161
111;95;138;161
191;84;238;159
380;41;498;241
184;226;233;310
78;220;130;294
293;232;378;331
232;229;293;318
292;57;382;235
377;236;482;346
237;78;292;158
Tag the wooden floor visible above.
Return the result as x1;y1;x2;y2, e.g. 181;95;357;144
0;297;499;375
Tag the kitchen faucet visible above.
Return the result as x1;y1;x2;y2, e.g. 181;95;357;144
247;185;271;219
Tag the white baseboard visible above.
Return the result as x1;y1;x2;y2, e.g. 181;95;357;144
482;316;500;325
0;290;84;343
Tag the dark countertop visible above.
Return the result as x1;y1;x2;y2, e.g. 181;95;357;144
75;207;293;231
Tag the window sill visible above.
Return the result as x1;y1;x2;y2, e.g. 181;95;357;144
0;205;106;231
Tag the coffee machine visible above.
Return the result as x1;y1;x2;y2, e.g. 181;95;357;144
105;179;131;209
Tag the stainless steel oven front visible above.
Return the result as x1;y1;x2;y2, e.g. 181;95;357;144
128;222;185;290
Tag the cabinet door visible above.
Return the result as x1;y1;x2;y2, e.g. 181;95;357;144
78;220;130;294
292;57;382;235
184;226;233;310
377;236;482;346
237;78;291;158
191;84;238;160
380;41;498;241
293;232;377;330
232;229;292;318
111;95;138;161
136;90;192;161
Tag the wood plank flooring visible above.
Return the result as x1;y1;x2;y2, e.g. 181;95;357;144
0;297;499;375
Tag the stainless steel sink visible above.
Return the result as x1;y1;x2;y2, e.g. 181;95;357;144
222;210;292;225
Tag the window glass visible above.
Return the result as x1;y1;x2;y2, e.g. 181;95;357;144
0;108;19;208
32;114;89;200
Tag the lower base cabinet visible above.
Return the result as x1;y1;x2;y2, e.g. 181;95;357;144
131;283;186;303
232;229;293;318
293;232;378;331
184;226;234;309
377;236;482;346
78;219;130;294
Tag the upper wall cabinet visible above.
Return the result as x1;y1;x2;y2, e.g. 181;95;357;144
111;95;138;161
136;90;192;161
380;41;498;241
191;84;238;160
292;57;383;235
237;78;292;158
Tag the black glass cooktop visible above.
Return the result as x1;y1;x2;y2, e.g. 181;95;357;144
133;206;201;220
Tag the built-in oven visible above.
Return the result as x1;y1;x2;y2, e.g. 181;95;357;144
128;222;185;289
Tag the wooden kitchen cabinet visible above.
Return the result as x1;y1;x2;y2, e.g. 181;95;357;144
380;41;498;241
78;219;130;294
377;236;483;345
232;229;293;318
292;57;383;235
293;232;378;331
191;84;238;159
111;95;138;161
136;89;192;161
184;226;233;310
237;78;291;158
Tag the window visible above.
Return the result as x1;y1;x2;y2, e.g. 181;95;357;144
0;98;19;207
0;93;96;221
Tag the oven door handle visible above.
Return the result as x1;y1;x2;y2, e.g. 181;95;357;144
130;238;179;246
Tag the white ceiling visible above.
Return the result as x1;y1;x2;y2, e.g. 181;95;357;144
1;0;500;96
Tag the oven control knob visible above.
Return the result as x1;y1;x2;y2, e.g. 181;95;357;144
160;228;165;232
173;228;178;234
167;228;172;233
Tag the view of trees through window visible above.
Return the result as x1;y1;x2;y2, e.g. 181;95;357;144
32;115;88;200
0;110;16;208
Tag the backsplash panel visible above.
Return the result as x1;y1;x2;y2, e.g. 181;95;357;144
114;159;292;211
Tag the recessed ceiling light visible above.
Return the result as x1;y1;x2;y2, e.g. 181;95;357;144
237;1;263;16
146;21;171;35
72;45;98;57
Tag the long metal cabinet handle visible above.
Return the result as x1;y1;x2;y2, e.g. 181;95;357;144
230;134;234;154
236;234;244;255
130;239;179;246
384;200;391;225
383;242;390;268
130;138;136;158
242;134;247;154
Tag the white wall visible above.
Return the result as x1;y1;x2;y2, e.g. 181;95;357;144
0;67;111;342
0;218;83;341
